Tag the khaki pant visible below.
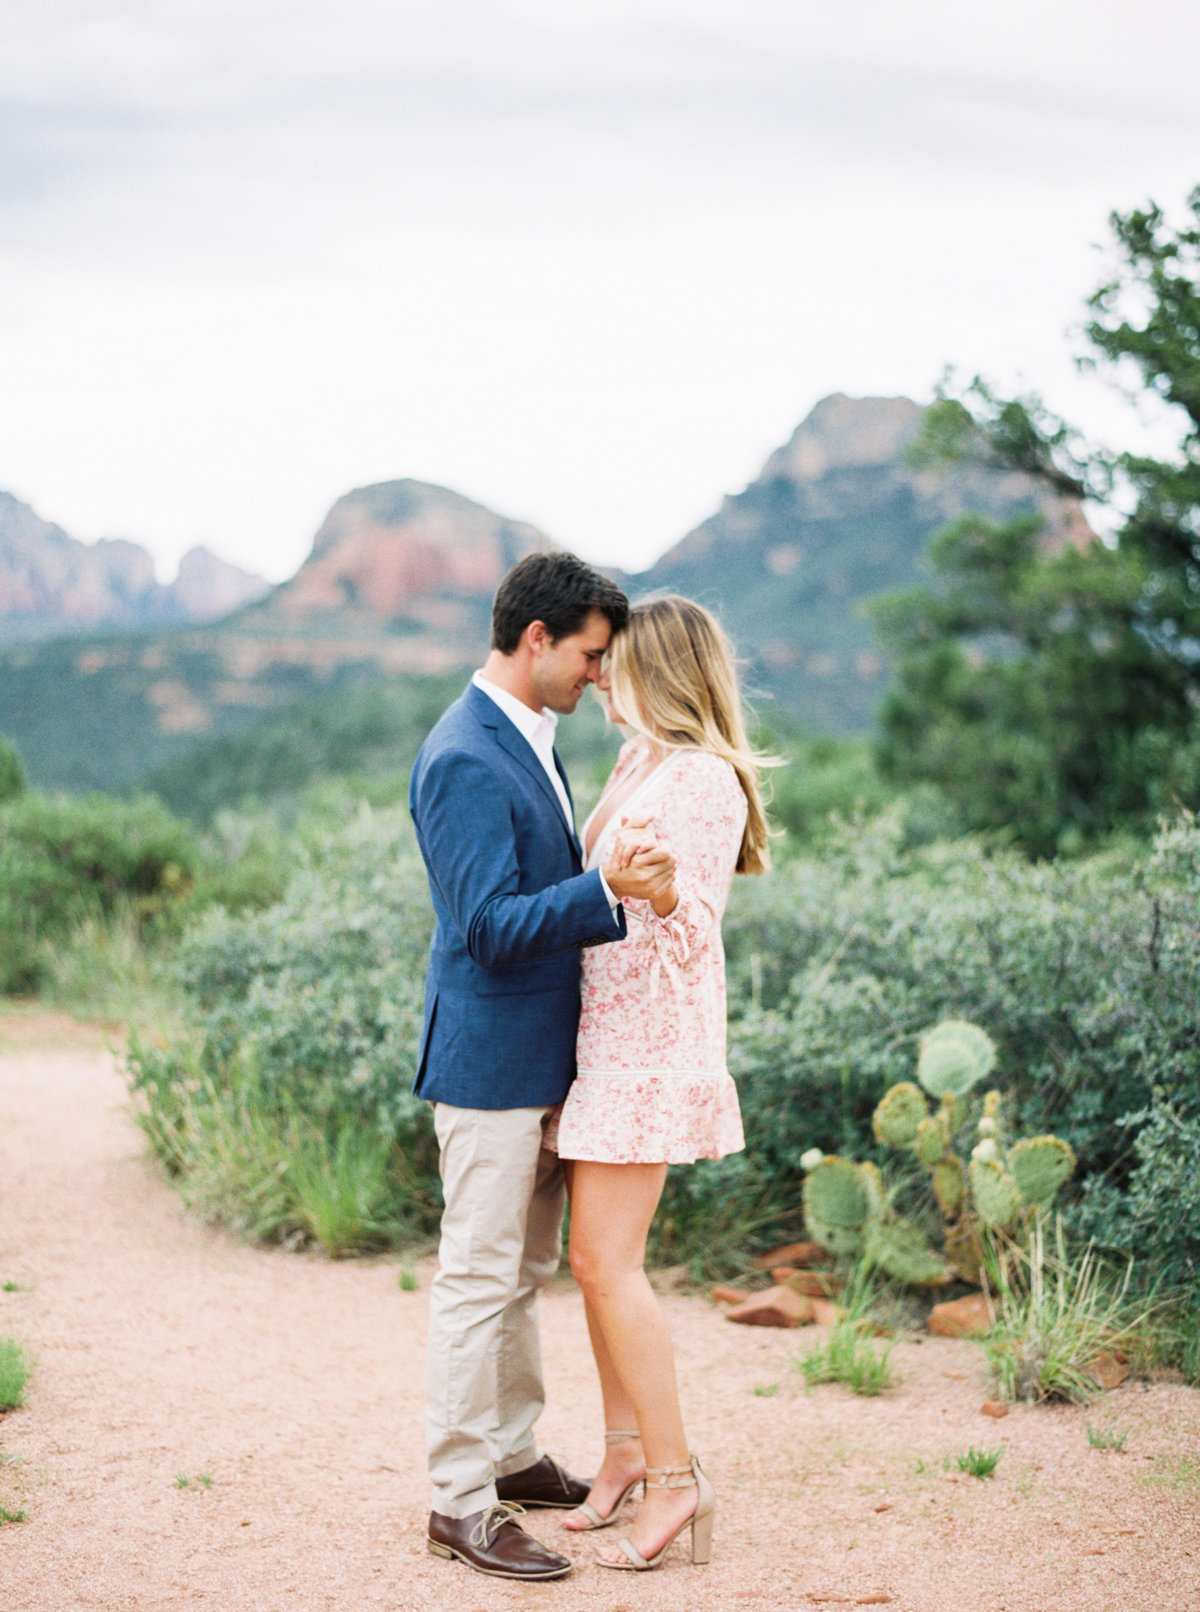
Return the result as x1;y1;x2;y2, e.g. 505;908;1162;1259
426;1103;565;1518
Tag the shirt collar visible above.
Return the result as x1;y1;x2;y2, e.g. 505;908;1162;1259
472;670;558;745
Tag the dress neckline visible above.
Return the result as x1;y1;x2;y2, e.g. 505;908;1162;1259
582;744;681;870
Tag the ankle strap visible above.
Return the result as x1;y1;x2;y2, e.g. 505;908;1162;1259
644;1461;697;1490
605;1429;640;1444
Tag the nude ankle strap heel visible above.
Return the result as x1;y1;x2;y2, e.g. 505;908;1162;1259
598;1454;715;1570
561;1432;644;1532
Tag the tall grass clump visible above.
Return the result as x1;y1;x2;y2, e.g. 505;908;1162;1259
0;1339;33;1412
979;1218;1144;1404
128;808;442;1254
793;1268;896;1396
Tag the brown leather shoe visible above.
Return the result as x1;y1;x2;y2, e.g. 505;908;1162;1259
495;1454;591;1509
427;1504;572;1580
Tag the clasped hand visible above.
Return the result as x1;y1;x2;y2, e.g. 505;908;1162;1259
601;812;678;916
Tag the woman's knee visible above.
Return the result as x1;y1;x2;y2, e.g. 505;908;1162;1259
569;1230;641;1296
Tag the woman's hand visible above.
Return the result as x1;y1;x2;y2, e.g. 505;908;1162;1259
603;813;678;916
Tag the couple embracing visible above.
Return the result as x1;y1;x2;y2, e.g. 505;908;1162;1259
409;551;771;1580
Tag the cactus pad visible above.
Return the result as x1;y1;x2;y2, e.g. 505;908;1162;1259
803;1157;870;1255
916;1020;998;1099
943;1215;985;1284
1008;1135;1076;1207
969;1157;1023;1230
872;1081;929;1149
864;1218;952;1287
932;1155;967;1217
915;1112;950;1167
860;1160;887;1219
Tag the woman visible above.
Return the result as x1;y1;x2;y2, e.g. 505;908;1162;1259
544;594;774;1572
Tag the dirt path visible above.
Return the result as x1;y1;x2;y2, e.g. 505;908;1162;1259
0;1012;1197;1611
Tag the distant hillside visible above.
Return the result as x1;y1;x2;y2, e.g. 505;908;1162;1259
632;394;1090;730
0;481;556;793
145;671;621;825
0;402;1094;797
0;491;270;642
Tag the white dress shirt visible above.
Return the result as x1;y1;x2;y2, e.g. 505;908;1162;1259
472;670;619;912
472;671;573;826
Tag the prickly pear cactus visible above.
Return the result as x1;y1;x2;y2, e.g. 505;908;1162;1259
803;1157;871;1255
917;1020;998;1100
943;1215;985;1284
932;1155;967;1217
873;1081;929;1149
914;1110;951;1166
863;1217;952;1287
1008;1135;1076;1208
969;1156;1023;1231
860;1160;887;1220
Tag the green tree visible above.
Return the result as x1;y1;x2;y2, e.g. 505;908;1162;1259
876;187;1200;850
0;736;25;803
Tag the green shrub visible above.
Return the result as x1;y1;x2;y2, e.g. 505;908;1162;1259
0;737;24;804
721;813;1200;1292
128;809;442;1251
0;789;204;993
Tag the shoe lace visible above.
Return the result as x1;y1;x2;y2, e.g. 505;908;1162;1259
469;1502;525;1549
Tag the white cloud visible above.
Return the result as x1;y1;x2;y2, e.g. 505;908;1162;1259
0;1;1197;579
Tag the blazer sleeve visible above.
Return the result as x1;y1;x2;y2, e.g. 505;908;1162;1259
413;749;625;968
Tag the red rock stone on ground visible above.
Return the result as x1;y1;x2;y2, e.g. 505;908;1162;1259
1088;1350;1130;1390
710;1285;747;1306
981;1399;1010;1418
752;1239;828;1269
724;1286;813;1327
927;1293;994;1338
810;1297;845;1328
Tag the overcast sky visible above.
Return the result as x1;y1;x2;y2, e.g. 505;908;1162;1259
2;0;1197;581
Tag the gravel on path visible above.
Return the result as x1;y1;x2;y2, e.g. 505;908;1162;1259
1;1012;1197;1611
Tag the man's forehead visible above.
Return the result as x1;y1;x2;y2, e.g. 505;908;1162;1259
572;610;614;650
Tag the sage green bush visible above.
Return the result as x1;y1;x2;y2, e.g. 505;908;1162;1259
717;812;1200;1290
0;790;203;993
0;736;25;804
128;809;442;1250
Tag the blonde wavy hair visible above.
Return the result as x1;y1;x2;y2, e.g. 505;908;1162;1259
607;594;778;875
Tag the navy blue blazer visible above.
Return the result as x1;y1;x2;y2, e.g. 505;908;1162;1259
408;681;626;1109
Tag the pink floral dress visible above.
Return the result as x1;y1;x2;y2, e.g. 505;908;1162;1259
546;736;747;1165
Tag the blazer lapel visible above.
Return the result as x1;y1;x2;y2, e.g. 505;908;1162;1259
554;749;584;862
467;684;582;863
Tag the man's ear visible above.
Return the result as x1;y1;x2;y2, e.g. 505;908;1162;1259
524;620;551;657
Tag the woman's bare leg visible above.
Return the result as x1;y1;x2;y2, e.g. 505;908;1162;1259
560;1162;644;1528
558;1298;645;1529
566;1159;699;1561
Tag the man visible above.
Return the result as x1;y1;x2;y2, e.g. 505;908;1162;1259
409;551;674;1581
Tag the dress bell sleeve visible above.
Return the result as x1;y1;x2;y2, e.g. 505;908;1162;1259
621;751;747;989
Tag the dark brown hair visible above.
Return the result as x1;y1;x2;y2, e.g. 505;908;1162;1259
491;551;628;654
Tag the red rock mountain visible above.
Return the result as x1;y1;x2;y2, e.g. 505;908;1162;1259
256;480;553;634
0;491;270;641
